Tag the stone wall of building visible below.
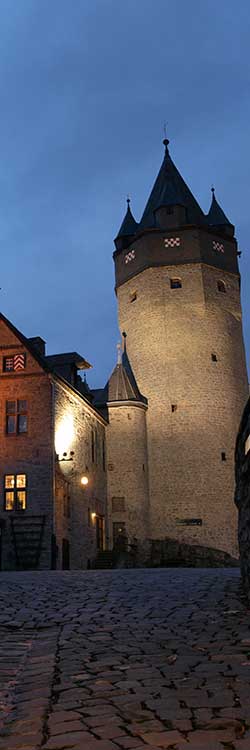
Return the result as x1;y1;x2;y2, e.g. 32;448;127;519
53;379;107;569
106;401;149;547
235;396;250;599
117;262;249;557
0;318;53;570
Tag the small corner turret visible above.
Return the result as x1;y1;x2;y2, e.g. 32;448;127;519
114;197;138;251
206;187;234;238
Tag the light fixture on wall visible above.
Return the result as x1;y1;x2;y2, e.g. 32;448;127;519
56;451;75;462
81;475;89;486
91;512;96;522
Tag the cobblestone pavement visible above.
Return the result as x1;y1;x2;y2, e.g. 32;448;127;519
0;569;249;749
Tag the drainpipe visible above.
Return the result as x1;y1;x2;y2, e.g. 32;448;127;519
51;378;57;569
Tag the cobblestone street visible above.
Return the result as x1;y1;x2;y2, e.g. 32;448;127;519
0;569;249;749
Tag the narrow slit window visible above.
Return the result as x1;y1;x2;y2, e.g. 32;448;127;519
221;452;227;461
211;353;218;362
171;404;177;413
129;291;137;303
217;280;226;293
170;278;182;289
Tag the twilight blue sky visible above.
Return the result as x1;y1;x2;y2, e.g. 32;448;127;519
0;1;249;387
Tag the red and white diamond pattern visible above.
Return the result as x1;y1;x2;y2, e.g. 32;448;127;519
213;241;224;253
164;237;181;248
125;249;135;264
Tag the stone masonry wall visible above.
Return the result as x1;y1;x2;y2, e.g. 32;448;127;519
117;263;249;557
0;319;53;570
53;379;107;569
106;402;150;546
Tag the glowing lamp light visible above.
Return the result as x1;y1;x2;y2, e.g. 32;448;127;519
55;414;74;457
81;475;89;486
91;512;96;521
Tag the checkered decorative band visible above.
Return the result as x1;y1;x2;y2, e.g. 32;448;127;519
164;237;181;248
125;250;135;264
213;241;224;253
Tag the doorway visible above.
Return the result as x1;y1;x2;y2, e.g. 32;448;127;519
96;515;105;551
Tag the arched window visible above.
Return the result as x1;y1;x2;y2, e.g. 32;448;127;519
217;280;226;293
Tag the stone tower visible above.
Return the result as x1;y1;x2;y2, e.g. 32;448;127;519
96;339;150;548
113;139;249;557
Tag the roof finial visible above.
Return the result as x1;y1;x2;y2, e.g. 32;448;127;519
122;330;127;353
127;194;130;210
163;121;169;151
211;185;215;197
117;341;122;365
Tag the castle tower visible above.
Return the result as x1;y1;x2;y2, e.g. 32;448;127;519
101;339;150;547
113;139;249;557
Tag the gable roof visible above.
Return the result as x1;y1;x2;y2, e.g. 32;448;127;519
0;312;107;421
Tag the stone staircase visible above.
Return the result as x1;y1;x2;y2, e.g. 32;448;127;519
10;515;46;569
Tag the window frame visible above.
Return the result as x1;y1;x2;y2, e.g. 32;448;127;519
4;473;27;511
5;400;28;436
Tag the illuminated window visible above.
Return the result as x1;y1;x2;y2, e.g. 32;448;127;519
6;400;27;435
4;474;27;511
211;353;218;362
3;354;26;372
217;280;226;293
129;291;137;303
170;278;182;289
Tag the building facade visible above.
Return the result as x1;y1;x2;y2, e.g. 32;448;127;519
0;314;107;570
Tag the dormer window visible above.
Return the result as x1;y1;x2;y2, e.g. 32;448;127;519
217;280;226;293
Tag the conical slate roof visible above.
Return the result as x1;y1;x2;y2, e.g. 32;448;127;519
207;188;232;226
140;139;205;229
116;199;138;238
91;342;147;409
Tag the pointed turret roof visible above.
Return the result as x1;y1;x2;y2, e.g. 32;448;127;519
92;337;147;407
140;139;205;229
116;198;138;238
207;187;232;226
